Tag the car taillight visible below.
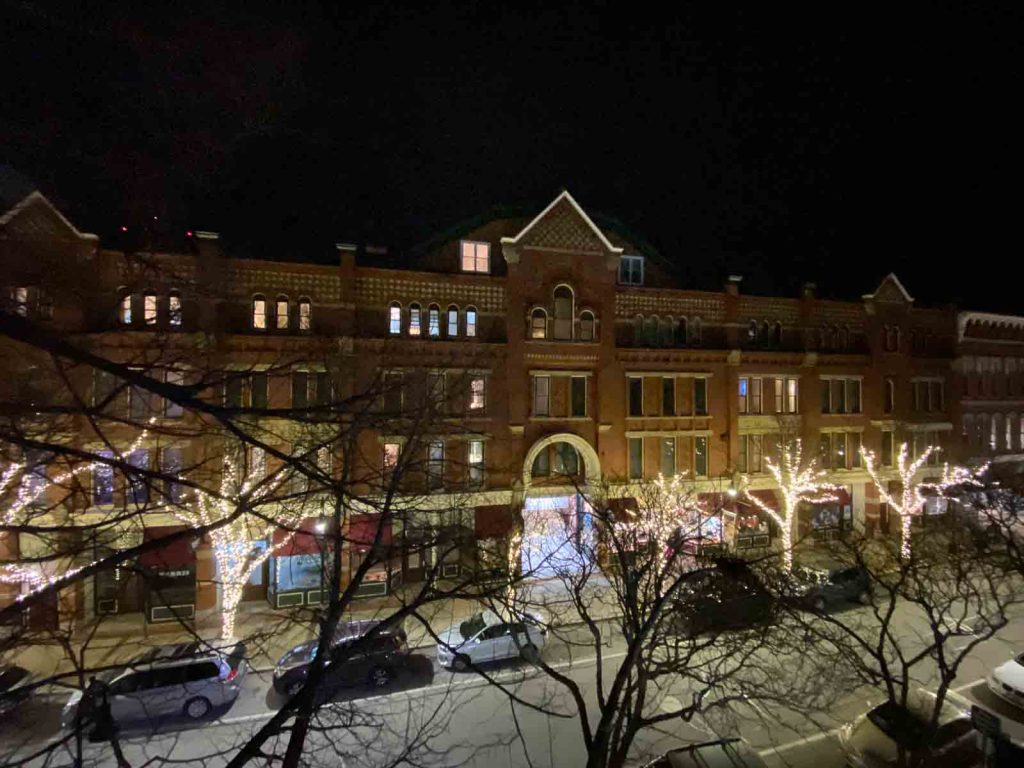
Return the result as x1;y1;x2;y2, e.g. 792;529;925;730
224;668;238;683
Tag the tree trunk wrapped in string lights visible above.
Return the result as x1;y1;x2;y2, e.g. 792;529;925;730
743;438;839;573
861;442;977;560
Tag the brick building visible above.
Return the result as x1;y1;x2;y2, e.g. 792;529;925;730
2;179;1022;625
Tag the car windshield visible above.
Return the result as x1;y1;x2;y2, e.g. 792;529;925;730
460;613;488;640
1016;652;1024;666
867;701;929;749
0;666;29;692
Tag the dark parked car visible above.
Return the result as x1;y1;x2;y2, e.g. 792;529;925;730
789;565;872;613
670;561;775;637
0;664;35;716
273;619;409;696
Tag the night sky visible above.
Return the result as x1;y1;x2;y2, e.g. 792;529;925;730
2;2;1020;310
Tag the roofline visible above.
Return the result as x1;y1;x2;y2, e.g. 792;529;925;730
0;190;99;240
958;310;1024;341
863;272;914;303
499;190;624;254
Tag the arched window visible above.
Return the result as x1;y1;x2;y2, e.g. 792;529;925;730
388;302;402;335
884;379;895;414
761;321;771;347
884;325;900;352
579;310;596;342
465;306;477;338
993;413;1004;451
1006;412;1016;452
747;320;758;344
820;324;832;350
276;295;290;330
298;297;311;331
837;325;849;350
446;305;459;337
118;290;132;325
168;290;182;326
408;303;421;336
143;290;157;325
634;315;644;346
252;295;267;330
553;285;574;340
645;316;659;347
659;316;674;348
530;308;548;339
427;304;441;337
961;414;973;447
676;317;688;347
772;322;783;347
690;317;702;345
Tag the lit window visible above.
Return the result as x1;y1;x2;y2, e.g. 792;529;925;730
739;378;748;414
128;449;149;504
143;292;157;325
469;377;486;411
775;377;798;413
119;292;132;324
460;241;490;273
13;287;28;316
383;442;401;471
409;303;421;336
164;369;184;418
252;295;267;330
579;311;595;341
427;304;440;337
661;437;676;476
618;255;643;285
465;307;477;338
531;309;547;339
694;437;708;477
276;297;289;329
92;450;115;505
298;298;311;331
446;305;459;337
168;291;182;326
467;440;485;485
427;441;444;489
388;303;402;335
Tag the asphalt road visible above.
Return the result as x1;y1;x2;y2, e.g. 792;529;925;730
3;600;1024;767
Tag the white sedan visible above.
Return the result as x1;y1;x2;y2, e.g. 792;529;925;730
988;652;1024;710
436;610;546;670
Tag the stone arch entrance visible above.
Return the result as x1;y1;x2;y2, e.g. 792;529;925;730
521;433;601;489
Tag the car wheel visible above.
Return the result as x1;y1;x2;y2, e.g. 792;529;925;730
184;696;212;720
811;596;827;613
368;666;392;688
857;591;872;606
520;644;540;663
286;679;304;697
452;654;471;672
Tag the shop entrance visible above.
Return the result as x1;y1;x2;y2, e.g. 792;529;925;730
520;494;593;578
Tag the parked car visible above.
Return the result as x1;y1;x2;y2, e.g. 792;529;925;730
273;619;409;696
988;652;1024;710
643;737;767;767
789;565;872;613
838;689;978;767
436;610;546;670
670;561;775;637
0;664;36;716
61;640;247;728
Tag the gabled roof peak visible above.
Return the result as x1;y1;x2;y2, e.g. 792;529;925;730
500;190;623;254
863;272;914;303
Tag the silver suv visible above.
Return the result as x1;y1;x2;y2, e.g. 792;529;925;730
62;641;247;727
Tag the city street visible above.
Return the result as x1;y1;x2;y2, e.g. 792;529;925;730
3;598;1023;767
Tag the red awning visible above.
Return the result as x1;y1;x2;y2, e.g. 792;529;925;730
475;505;517;538
347;515;393;550
272;517;323;557
139;526;196;568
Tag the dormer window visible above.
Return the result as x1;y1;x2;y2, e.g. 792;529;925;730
428;304;441;337
618;255;644;286
408;303;422;336
252;295;267;330
298;298;311;331
119;292;132;325
446;305;459;337
169;291;182;326
460;241;490;273
388;303;402;335
143;291;158;325
276;296;289;329
465;307;477;338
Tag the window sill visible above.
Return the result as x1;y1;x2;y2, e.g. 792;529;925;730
529;416;592;422
626;414;710;420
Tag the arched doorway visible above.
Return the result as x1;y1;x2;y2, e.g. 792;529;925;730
520;435;601;578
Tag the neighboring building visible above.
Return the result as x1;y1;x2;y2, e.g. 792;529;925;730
2;179;1016;626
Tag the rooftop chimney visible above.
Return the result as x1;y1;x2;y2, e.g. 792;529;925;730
726;275;743;296
802;282;817;299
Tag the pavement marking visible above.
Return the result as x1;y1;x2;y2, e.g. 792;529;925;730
757;728;839;757
954;677;986;693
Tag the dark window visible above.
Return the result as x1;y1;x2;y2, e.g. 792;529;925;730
183;662;219;683
629;378;643;417
315;372;331;406
694;379;708;416
571;376;587;417
252;373;268;409
128;449;149;504
292;372;309;409
662;378;675;416
93;450;115;505
694;437;708;476
629;438;643;479
225;376;244;408
161;447;184;504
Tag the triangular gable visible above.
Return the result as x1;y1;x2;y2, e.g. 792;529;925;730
863;273;914;304
500;190;623;254
0;190;98;241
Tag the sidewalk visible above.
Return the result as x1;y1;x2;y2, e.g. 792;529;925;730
5;575;620;686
